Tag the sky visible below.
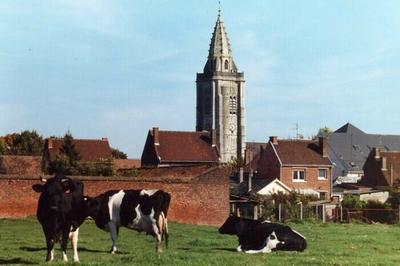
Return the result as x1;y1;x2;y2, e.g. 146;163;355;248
1;0;400;158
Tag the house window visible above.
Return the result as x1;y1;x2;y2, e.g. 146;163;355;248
318;169;327;180
293;170;305;182
319;192;327;200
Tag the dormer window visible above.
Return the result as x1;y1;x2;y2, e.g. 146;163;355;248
224;60;229;70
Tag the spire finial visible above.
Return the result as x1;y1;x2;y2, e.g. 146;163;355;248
218;1;221;16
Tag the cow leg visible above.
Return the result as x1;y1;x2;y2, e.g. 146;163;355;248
236;245;242;252
61;228;70;262
152;222;162;253
69;228;80;262
45;237;55;262
108;222;119;254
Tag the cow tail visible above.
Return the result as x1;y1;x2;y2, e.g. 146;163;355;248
162;212;169;248
163;193;171;248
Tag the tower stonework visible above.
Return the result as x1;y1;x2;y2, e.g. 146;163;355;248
196;12;246;163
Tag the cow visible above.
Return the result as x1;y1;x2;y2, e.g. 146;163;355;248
219;214;307;253
32;175;87;262
84;189;171;253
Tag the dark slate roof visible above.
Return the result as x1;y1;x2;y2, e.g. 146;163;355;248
47;138;112;161
273;139;331;166
155;130;220;163
328;123;400;179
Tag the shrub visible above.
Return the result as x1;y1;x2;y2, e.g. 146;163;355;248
341;194;367;209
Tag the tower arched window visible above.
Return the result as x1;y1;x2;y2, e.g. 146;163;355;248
224;60;229;70
229;96;237;114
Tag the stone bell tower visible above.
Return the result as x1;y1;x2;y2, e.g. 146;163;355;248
196;10;246;163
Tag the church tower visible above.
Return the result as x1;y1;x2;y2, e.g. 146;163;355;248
196;10;246;163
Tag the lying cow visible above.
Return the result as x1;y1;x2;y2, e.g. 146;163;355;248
32;175;87;262
84;189;171;253
219;214;307;253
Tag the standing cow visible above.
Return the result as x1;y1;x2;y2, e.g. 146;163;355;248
219;214;307;253
84;189;171;253
32;175;87;262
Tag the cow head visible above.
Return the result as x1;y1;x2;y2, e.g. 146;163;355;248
32;176;82;221
218;213;241;235
265;231;284;252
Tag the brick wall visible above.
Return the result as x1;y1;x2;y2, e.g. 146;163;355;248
0;155;43;175
0;168;229;225
257;144;281;180
281;167;331;199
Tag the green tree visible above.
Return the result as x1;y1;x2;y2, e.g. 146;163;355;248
111;148;128;159
48;132;81;175
0;140;7;155
316;127;332;138
8;130;44;155
60;132;81;167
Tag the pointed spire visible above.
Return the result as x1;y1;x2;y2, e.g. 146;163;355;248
203;8;238;74
208;11;232;59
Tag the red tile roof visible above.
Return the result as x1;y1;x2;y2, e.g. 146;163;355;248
156;130;219;162
141;128;220;166
47;138;112;162
272;139;331;166
114;159;141;169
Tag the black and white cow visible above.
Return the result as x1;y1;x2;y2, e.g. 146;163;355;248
84;189;171;253
32;175;87;262
219;214;307;253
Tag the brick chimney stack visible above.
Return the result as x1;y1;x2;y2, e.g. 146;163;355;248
269;136;278;145
153;127;160;146
47;138;53;149
319;137;328;158
244;149;253;165
374;147;381;159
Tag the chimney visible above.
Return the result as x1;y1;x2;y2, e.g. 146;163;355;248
374;147;380;159
153;127;160;146
248;173;252;192
244;149;253;165
239;167;244;183
381;156;387;170
47;139;53;149
211;129;216;147
269;136;278;145
319;137;328;158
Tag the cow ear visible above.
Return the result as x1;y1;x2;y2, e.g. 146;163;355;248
32;184;44;193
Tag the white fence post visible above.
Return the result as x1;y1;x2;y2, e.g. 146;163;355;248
279;203;282;222
300;202;303;221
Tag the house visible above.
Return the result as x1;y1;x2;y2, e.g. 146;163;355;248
256;178;292;196
252;136;332;200
363;147;400;188
44;137;112;162
141;127;220;167
332;183;389;204
328;123;400;181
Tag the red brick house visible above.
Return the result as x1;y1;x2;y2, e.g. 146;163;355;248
44;137;112;162
253;136;332;200
141;128;220;167
363;148;400;188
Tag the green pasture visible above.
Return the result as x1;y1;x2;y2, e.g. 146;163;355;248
0;218;399;265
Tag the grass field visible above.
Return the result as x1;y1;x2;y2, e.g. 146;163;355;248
0;218;399;265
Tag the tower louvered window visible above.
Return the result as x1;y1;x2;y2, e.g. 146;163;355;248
229;96;237;114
